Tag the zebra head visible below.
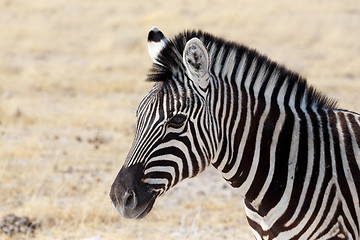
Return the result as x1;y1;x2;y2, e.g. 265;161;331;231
110;28;216;219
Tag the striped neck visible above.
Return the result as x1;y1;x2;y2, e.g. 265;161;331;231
206;43;332;197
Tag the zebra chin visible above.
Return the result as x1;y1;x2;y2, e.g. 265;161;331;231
110;163;158;219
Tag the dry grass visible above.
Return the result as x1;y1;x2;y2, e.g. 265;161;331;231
0;0;359;239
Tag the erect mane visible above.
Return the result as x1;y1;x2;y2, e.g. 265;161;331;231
146;30;337;109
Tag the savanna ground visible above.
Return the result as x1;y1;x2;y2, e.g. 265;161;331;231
0;0;359;239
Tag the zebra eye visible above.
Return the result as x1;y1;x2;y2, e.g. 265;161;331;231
168;114;187;128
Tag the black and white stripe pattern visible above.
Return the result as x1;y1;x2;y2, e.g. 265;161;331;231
123;28;360;239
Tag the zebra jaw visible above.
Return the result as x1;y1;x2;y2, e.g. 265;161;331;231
110;163;158;219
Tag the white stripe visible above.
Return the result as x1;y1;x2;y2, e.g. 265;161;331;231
220;57;257;178
252;63;269;113
345;112;360;170
335;112;359;236
248;75;287;207
308;185;339;240
146;154;184;182
144;166;175;188
154;140;193;177
214;46;225;76
259;84;301;228
284;107;325;235
143;178;169;186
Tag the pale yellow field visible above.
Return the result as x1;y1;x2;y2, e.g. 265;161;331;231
0;0;359;239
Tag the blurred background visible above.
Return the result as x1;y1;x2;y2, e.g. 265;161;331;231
0;0;359;239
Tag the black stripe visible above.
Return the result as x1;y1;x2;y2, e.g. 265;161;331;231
216;52;253;170
212;74;228;168
244;200;266;237
196;114;211;169
342;114;360;200
329;111;359;230
145;160;179;189
149;145;189;180
348;114;360;149
218;46;231;76
244;63;276;202
188;121;205;174
307;185;337;239
258;78;295;216
295;107;334;238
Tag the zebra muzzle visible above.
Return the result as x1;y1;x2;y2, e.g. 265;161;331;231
110;163;157;219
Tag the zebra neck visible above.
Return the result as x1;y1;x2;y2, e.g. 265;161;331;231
208;46;314;198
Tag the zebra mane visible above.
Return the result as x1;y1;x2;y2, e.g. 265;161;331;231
146;30;338;109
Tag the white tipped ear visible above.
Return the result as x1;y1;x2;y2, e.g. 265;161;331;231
183;38;210;90
147;27;168;65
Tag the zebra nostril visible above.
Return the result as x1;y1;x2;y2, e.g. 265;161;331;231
124;190;137;210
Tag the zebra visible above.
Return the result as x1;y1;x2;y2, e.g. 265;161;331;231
110;27;360;239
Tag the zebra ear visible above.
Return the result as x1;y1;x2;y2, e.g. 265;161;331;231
147;27;168;65
183;37;210;90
